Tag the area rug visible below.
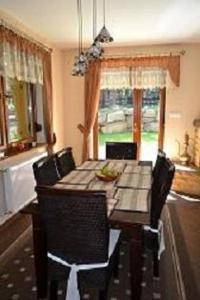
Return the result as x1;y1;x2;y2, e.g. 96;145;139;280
0;230;162;300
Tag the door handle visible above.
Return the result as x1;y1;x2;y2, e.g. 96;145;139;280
133;123;137;132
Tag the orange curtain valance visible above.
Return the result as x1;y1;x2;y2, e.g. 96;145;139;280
0;25;51;58
100;56;180;87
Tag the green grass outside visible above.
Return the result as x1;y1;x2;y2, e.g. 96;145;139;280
99;131;158;145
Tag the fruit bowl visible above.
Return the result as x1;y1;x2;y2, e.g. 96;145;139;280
95;167;120;182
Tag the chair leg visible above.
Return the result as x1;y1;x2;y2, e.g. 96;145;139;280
99;288;107;300
153;252;159;277
113;251;120;279
50;280;58;300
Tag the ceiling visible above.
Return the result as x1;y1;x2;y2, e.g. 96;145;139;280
0;0;200;49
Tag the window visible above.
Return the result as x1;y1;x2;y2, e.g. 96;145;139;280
97;85;165;161
98;88;134;159
0;76;46;155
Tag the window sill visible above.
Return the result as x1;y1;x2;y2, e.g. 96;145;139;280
0;144;47;170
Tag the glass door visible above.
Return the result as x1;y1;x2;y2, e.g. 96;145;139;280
96;87;165;161
140;88;160;162
138;88;165;163
98;88;135;159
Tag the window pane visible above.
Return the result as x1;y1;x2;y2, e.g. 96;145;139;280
98;88;134;159
4;78;34;143
141;88;160;162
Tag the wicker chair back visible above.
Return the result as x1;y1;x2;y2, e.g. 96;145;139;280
150;158;175;228
33;155;60;186
55;147;76;177
36;187;109;265
106;142;137;160
152;149;166;179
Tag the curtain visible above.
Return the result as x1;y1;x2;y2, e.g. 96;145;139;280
43;52;54;153
101;66;173;89
80;55;180;160
101;66;131;89
101;56;180;87
78;60;101;162
0;26;43;84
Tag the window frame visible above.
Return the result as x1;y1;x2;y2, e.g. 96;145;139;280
0;76;7;149
93;87;166;160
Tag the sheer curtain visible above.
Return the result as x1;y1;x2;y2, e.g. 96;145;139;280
101;56;180;87
101;66;175;90
0;26;43;84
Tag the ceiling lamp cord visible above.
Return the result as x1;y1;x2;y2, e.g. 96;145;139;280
78;0;82;55
103;0;106;26
72;0;88;76
93;0;96;40
72;0;114;76
95;0;114;43
86;0;104;61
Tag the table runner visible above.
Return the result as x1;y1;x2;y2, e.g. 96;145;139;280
54;160;151;214
76;160;107;170
115;188;149;212
117;173;151;189
124;165;152;175
88;179;116;191
106;160;127;172
58;170;95;185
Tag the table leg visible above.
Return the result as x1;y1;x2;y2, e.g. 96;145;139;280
129;225;143;300
32;214;47;299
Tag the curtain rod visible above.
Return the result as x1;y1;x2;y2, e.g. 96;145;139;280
103;50;185;58
0;19;52;52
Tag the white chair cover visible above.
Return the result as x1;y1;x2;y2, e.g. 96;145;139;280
48;229;121;300
143;220;165;259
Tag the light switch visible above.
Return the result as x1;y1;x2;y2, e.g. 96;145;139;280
169;111;182;118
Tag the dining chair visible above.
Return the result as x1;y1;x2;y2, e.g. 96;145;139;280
33;154;61;186
151;158;175;229
106;142;137;160
55;147;76;177
152;149;166;179
35;186;121;300
144;158;175;276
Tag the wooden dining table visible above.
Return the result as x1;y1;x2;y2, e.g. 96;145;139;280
21;159;152;300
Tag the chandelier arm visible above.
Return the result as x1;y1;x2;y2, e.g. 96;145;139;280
77;0;80;55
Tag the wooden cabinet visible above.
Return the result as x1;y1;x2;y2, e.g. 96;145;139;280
160;202;200;300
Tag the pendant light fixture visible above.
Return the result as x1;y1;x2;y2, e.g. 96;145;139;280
72;0;88;76
95;0;113;43
86;0;104;61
